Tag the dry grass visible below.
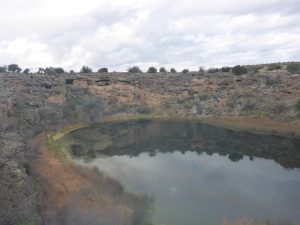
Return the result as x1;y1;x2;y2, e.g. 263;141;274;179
36;115;299;224
34;145;151;225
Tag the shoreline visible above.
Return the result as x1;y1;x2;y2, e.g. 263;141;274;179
35;114;300;224
97;114;300;137
45;115;300;161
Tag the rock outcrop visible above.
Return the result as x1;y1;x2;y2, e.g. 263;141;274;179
0;69;300;224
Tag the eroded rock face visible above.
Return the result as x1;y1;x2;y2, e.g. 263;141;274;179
61;72;300;121
0;70;300;224
1;71;300;128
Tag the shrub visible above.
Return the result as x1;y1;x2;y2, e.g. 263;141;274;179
137;106;152;114
243;100;257;111
267;63;282;71
250;65;263;74
53;67;65;74
0;66;7;73
98;68;108;73
23;68;30;74
265;76;281;86
147;67;157;73
296;100;300;111
80;66;92;73
44;67;56;75
272;103;288;114
128;66;142;73
182;69;189;74
44;67;64;75
208;68;218;73
232;65;247;75
159;67;167;73
170;68;177;73
286;62;300;74
228;152;243;162
7;64;21;73
37;68;44;74
221;67;230;72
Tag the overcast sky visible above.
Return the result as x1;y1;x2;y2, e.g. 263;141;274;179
0;0;300;71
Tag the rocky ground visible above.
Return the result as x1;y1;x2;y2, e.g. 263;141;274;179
0;66;300;225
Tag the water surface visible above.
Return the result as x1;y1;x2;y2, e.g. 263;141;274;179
66;120;300;225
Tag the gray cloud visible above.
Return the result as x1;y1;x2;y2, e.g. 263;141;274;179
0;0;299;71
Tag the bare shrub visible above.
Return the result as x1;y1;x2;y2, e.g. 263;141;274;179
265;76;281;86
272;103;288;114
286;62;300;74
242;100;257;111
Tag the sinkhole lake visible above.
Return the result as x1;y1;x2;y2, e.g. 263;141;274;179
65;120;300;225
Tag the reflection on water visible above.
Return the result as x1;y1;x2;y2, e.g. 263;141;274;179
66;120;300;225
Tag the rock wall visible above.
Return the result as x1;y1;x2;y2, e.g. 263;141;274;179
0;70;300;224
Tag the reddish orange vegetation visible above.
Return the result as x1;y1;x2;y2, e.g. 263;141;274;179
33;144;141;223
36;150;84;207
30;116;299;222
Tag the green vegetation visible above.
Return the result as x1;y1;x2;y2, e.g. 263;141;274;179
42;124;153;225
128;66;143;73
44;67;65;74
267;63;282;71
182;68;189;74
8;64;21;73
208;68;219;73
222;67;231;72
137;105;153;114
46;133;72;162
23;68;30;74
80;66;92;73
0;61;299;75
296;99;300;111
170;68;177;73
199;66;205;73
0;66;7;73
1;63;300;225
232;65;247;75
159;67;167;72
147;66;157;73
287;62;300;74
98;67;108;73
